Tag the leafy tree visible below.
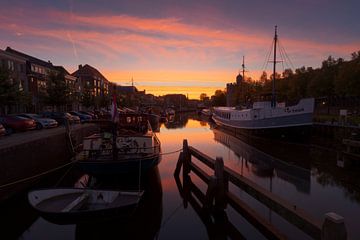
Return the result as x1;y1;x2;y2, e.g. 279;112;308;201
200;93;208;101
81;84;95;109
0;67;22;114
212;90;226;106
45;72;72;110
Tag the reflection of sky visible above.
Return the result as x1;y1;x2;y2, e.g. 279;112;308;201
1;0;359;99
20;117;360;239
158;118;360;239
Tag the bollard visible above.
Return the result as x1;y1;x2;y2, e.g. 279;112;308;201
321;212;347;240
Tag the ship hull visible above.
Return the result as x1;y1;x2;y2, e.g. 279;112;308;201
212;113;313;140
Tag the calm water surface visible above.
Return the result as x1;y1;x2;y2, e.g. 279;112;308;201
5;113;360;239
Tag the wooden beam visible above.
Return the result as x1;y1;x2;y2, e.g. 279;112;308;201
225;166;322;239
227;191;287;240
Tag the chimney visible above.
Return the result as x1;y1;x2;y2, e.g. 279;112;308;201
78;64;83;70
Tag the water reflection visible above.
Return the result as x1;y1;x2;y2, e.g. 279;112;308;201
163;112;194;129
212;127;311;193
75;167;163;239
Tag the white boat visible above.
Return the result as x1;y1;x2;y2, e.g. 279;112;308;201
212;27;314;137
28;188;143;224
213;98;314;130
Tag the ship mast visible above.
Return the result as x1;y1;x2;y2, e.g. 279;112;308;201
272;26;278;108
242;56;245;80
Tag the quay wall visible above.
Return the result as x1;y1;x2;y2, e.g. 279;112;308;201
0;124;98;201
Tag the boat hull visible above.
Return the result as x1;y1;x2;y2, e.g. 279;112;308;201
28;188;143;225
77;155;161;176
212;114;312;140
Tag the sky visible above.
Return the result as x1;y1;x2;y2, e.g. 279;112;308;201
1;0;359;99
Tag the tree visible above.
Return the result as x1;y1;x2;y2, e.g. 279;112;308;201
200;93;208;101
212;90;226;106
0;67;22;114
81;84;95;109
45;72;72;110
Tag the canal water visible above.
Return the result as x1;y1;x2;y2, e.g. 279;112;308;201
2;113;360;239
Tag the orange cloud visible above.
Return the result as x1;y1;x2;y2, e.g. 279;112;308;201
1;7;359;100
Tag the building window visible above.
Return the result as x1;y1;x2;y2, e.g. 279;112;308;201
7;60;14;71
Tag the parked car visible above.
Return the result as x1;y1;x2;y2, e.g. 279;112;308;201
0;115;36;134
0;123;6;136
41;112;73;125
68;111;92;123
79;111;98;119
66;113;81;124
94;110;111;120
17;113;58;129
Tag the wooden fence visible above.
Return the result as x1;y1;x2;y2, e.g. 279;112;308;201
174;139;347;240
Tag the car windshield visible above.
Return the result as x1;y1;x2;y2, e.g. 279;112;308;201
29;114;41;118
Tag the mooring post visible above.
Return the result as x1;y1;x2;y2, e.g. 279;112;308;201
321;212;347;240
214;157;227;210
183;139;191;176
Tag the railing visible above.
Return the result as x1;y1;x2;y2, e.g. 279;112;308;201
174;139;347;240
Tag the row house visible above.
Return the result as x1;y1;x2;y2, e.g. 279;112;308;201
0;49;28;113
3;47;82;112
5;47;57;111
0;49;27;91
72;64;110;98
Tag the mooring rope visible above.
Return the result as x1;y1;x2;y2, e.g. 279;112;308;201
0;148;183;189
0;158;79;189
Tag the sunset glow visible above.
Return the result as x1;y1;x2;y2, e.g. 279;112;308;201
1;0;359;99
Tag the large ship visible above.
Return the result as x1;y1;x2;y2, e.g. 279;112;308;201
212;26;314;138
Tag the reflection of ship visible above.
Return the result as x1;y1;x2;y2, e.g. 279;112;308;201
213;128;311;193
75;167;163;239
164;112;190;129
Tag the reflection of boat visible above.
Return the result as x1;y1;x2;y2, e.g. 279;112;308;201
76;114;161;176
213;127;311;193
28;188;143;225
75;167;163;239
199;108;213;121
212;27;314;138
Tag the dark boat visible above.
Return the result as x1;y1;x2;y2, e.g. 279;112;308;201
28;188;143;225
76;113;161;176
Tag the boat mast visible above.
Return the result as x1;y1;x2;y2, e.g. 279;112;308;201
272;26;278;108
242;56;245;80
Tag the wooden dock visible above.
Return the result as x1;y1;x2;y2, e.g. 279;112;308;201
174;139;347;240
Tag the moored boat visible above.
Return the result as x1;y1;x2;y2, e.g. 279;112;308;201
76;113;161;176
212;27;315;138
28;188;143;225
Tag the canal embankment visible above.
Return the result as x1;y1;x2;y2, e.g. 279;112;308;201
0;124;98;202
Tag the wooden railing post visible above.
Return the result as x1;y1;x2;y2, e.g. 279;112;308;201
214;157;227;210
321;212;347;240
183;139;191;177
204;175;217;209
174;152;184;176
